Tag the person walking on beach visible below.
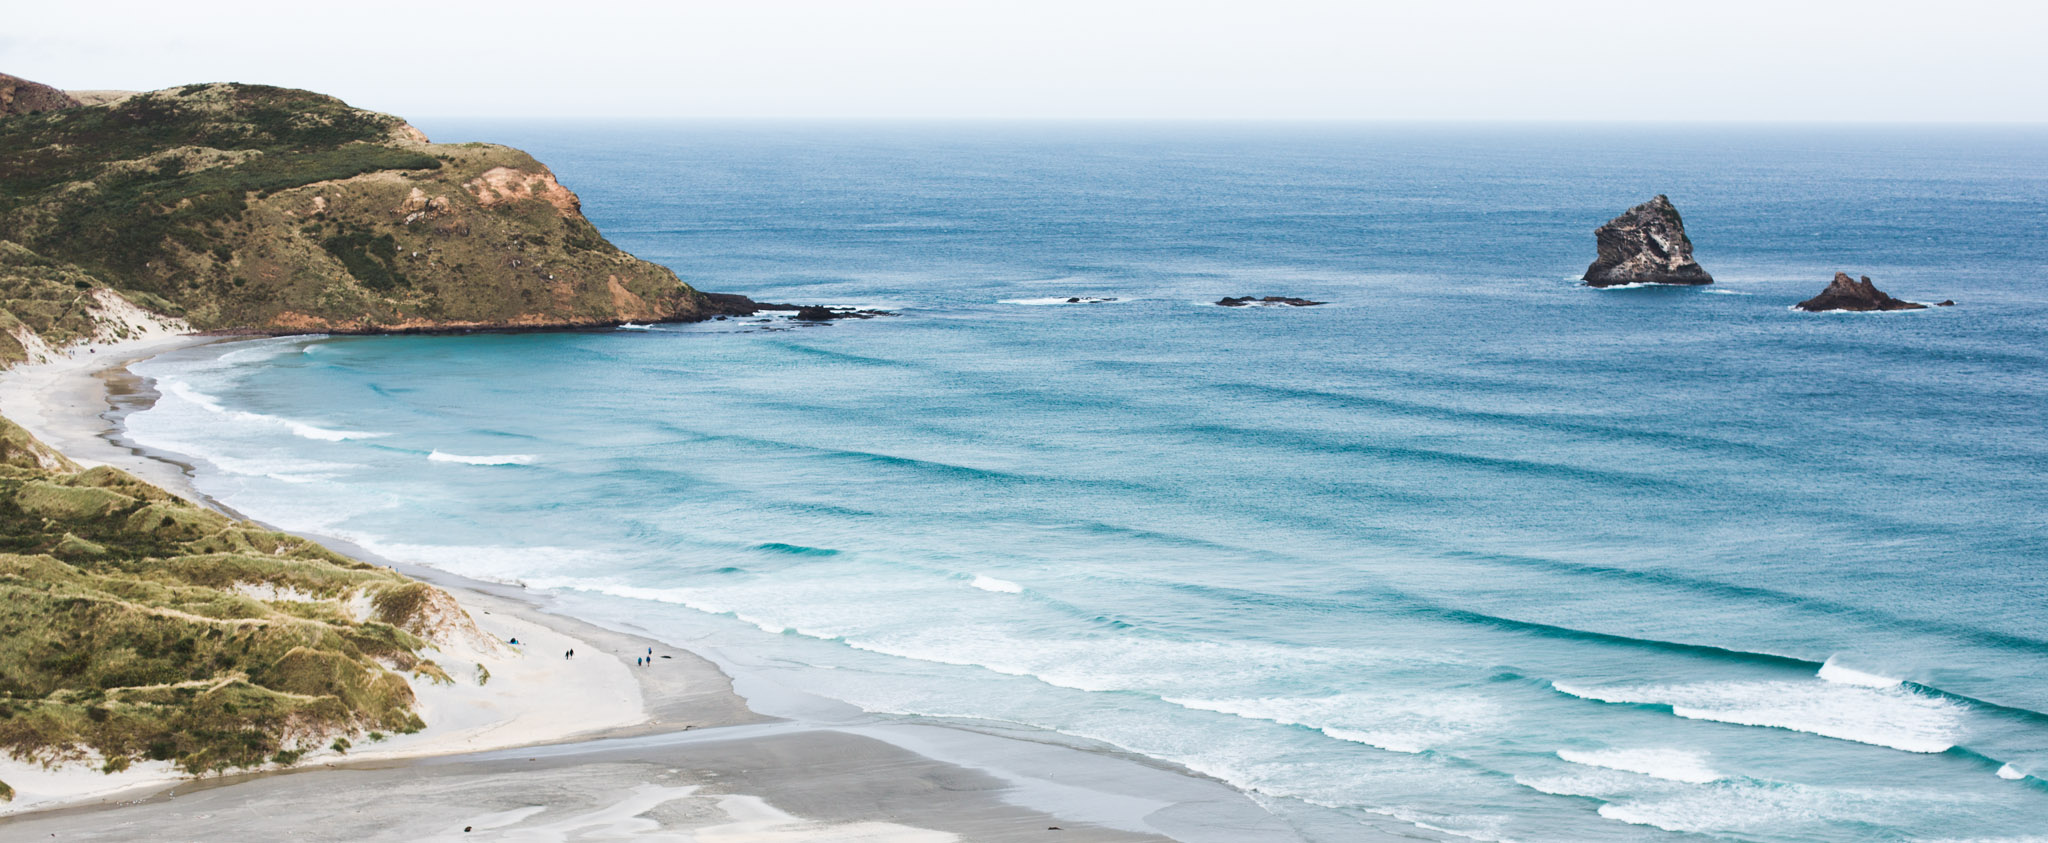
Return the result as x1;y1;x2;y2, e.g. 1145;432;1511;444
565;649;574;660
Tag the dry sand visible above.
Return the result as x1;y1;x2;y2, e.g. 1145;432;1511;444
0;332;1312;842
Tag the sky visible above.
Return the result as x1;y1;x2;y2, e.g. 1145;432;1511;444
4;0;2044;122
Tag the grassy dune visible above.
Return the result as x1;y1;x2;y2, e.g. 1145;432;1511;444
0;415;454;796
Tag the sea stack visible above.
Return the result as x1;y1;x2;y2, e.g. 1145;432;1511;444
1582;195;1714;287
1795;273;1928;312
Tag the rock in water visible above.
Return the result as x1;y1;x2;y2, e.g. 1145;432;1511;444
1795;273;1928;312
1583;195;1714;287
1216;296;1327;307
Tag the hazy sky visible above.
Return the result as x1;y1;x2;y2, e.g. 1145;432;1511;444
5;0;2043;121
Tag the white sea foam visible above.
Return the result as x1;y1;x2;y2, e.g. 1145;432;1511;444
1590;780;1926;836
1164;693;1498;754
284;421;381;441
1922;838;2048;843
1521;766;1903;836
1819;656;1903;688
162;380;386;441
616;323;656;331
1556;748;1722;784
733;613;787;634
969;575;1023;593
1997;763;2027;780
1788;304;1936;314
427;450;536;466
1553;678;1965;753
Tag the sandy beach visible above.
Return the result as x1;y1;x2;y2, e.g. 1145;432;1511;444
0;332;1304;842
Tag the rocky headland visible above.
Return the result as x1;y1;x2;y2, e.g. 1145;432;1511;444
1583;195;1714;287
1795;273;1940;312
0;72;816;364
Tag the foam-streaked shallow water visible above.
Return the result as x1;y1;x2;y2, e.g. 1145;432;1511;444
125;124;2048;841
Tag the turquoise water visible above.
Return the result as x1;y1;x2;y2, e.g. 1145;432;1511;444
127;124;2048;841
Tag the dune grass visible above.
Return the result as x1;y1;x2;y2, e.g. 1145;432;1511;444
0;415;449;797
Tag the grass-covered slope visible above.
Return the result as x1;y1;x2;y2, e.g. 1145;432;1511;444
0;79;715;343
0;415;460;796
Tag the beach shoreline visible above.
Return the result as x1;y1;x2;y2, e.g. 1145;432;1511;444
0;332;1319;842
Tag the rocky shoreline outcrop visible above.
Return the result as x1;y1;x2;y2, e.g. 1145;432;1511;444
699;293;893;323
1795;273;1943;312
1217;296;1326;307
1583;195;1714;287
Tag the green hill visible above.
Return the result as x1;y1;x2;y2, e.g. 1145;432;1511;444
0;73;721;361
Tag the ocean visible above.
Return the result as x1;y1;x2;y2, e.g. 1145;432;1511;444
122;123;2048;841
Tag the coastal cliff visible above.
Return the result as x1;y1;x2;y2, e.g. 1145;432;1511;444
0;74;726;361
1583;195;1714;287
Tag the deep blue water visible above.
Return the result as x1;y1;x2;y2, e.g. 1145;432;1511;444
127;123;2048;841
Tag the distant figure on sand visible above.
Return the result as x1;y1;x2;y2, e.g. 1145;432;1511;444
564;649;574;659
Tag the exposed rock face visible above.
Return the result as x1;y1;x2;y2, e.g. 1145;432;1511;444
0;75;881;352
1217;296;1326;307
0;73;79;116
1795;273;1928;312
0;80;719;335
1583;195;1714;287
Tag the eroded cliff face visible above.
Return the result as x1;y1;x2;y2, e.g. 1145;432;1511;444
1583;195;1714;287
0;79;721;343
0;73;78;117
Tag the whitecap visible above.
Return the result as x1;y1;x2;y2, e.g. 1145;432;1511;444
1164;693;1498;755
1592;779;1933;836
969;575;1023;593
734;613;787;634
284;421;385;442
1556;748;1722;784
1552;677;1965;753
162;380;386;441
1818;656;1903;688
1997;763;2027;781
428;450;536;466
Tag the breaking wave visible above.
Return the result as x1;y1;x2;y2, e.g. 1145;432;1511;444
427;450;536;466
